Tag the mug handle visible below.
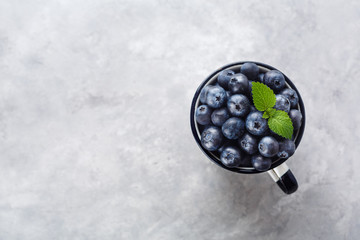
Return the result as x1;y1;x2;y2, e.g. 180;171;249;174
267;162;298;194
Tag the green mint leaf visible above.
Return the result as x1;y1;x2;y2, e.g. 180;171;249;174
262;112;270;119
268;110;294;139
266;108;276;117
252;82;276;111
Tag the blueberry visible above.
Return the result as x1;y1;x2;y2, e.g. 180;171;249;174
199;85;213;104
211;107;230;126
227;94;250;117
220;146;243;168
251;154;272;171
247;81;254;102
258;136;279;157
217;140;235;153
240;153;252;167
240;62;259;80
264;70;285;92
280;88;299;108
217;69;235;89
258;73;265;83
206;86;227;108
245;111;268;136
238;133;258;155
222;117;245;140
201;126;224;151
274;94;290;113
289;109;303;130
195;105;213;125
277;139;296;159
228;73;249;94
225;91;231;100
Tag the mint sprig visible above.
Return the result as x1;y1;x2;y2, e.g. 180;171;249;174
251;82;294;139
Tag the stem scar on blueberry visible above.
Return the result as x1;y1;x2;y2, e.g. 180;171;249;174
235;104;241;111
199;106;205;111
254;121;261;129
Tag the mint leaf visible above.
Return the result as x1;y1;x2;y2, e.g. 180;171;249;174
266;108;276;117
252;82;276;111
262;112;270;119
268;110;293;139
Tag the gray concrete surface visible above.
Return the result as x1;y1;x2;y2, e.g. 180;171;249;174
0;0;359;239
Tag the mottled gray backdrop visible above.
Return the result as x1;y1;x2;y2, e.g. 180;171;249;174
0;0;359;239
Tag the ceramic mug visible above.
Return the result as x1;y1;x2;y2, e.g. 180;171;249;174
190;61;306;194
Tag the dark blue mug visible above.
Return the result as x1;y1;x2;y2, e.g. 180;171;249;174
190;61;306;194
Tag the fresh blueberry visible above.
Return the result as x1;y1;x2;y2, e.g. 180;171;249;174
264;70;285;92
251;154;272;171
289;109;303;130
227;94;250;117
240;62;259;80
217;69;235;89
199;85;213;104
247;81;254;102
245;111;268;136
274;94;291;112
222;117;245;140
211;107;230;126
258;136;279;157
225;91;231;100
195;105;213;125
280;88;299;108
258;73;265;83
217;140;234;153
206;86;227;108
238;133;258;155
228;73;249;94
201;126;224;151
277;139;296;159
220;146;243;168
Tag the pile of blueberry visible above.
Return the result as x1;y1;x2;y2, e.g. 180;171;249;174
195;62;303;171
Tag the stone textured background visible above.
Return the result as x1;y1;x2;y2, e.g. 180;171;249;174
0;0;359;239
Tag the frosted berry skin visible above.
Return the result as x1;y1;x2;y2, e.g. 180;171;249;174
227;94;250;117
206;86;227;108
258;136;279;157
228;73;249;94
220;146;243;168
211;107;230;127
245;111;268;136
258;73;265;83
199;85;213;104
201;126;224;151
221;117;245;140
217;69;235;89
289;109;303;130
264;70;285;92
277;139;296;159
195;105;212;125
274;94;291;113
240;62;259;80
239;133;258;155
251;154;272;171
280;88;299;108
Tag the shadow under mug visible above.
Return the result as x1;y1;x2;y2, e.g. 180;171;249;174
190;61;306;194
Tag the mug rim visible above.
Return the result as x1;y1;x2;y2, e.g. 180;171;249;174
190;61;306;174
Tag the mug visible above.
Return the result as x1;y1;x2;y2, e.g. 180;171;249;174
190;61;306;194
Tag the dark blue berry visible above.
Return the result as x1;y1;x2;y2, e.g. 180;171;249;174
227;94;250;117
211;107;230;126
258;136;279;157
217;69;235;89
201;126;224;151
206;86;227;108
258;73;265;83
240;62;259;80
264;70;285;92
277;139;296;159
195;105;212;125
289;109;302;130
199;85;213;104
228;74;249;94
239;133;258;155
245;111;268;136
274;94;290;113
281;88;299;108
251;154;272;171
240;153;252;167
221;117;245;140
249;105;257;113
220;146;243;168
